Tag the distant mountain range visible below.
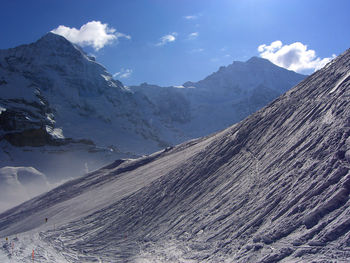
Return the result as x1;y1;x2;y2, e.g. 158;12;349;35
132;56;305;140
0;33;305;181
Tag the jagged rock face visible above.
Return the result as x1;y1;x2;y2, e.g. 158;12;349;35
0;49;349;262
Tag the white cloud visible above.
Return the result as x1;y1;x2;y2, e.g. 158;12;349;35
156;33;177;46
258;40;335;73
51;21;130;51
188;32;199;40
113;68;133;79
184;15;197;20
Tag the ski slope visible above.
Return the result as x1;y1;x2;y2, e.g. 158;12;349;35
0;134;218;262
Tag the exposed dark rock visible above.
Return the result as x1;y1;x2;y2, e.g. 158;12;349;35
3;128;54;147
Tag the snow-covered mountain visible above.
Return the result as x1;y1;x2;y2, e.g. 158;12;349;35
131;56;305;140
0;33;305;182
0;46;349;262
0;33;170;180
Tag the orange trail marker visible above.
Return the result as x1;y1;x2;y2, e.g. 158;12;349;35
32;249;34;262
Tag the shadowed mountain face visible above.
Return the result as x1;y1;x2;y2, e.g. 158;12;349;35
132;57;305;140
0;47;349;262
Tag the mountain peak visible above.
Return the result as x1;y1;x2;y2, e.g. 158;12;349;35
191;55;305;92
246;56;274;66
39;32;68;42
36;32;73;48
32;32;86;59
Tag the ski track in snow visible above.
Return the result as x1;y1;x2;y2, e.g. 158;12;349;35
329;71;350;94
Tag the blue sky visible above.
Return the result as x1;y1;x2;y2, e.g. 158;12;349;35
1;0;349;86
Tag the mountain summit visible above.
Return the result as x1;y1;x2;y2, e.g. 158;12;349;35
0;43;349;262
32;32;83;54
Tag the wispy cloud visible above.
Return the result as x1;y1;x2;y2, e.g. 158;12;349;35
258;40;335;73
184;15;198;20
156;32;177;46
184;13;203;21
190;48;204;53
113;68;133;79
51;21;130;51
188;32;199;40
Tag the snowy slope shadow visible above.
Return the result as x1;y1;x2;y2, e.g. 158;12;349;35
1;49;350;262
